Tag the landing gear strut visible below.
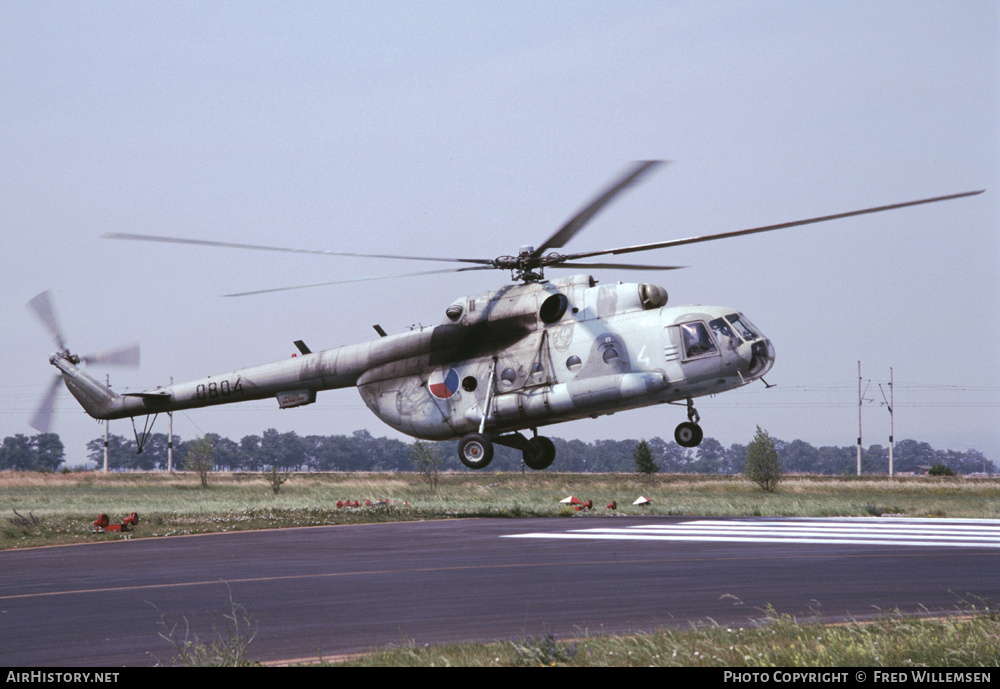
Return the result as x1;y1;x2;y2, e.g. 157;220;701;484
674;398;704;448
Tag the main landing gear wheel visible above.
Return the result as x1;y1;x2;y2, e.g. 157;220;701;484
522;435;556;471
458;432;494;470
674;421;703;448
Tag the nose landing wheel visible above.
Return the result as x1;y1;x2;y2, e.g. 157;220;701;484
674;398;704;448
674;421;703;448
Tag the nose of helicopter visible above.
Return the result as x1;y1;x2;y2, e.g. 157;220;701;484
736;333;775;381
749;337;776;380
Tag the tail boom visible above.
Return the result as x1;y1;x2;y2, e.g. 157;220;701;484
47;345;365;422
46;324;440;423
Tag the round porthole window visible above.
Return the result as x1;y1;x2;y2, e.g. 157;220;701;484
566;355;582;372
462;376;478;392
500;368;517;386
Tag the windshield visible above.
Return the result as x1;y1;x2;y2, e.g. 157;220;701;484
726;313;760;342
709;317;740;351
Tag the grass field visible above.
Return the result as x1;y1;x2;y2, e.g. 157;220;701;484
3;469;998;550
6;470;999;667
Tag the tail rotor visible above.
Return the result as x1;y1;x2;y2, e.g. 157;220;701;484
27;290;140;433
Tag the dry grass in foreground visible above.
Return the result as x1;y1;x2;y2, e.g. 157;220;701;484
317;606;1000;667
2;470;998;550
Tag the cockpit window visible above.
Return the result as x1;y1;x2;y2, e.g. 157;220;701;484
709;317;740;350
680;321;718;359
726;313;760;342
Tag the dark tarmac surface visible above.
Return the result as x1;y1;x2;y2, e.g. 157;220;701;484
2;516;997;666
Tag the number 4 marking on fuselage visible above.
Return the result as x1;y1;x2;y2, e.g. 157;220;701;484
638;344;650;367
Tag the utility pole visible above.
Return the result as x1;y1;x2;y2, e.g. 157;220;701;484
857;361;862;476
168;376;174;472
888;367;894;477
878;368;895;476
104;374;110;473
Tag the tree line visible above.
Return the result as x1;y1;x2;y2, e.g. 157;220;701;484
0;433;65;472
0;429;994;475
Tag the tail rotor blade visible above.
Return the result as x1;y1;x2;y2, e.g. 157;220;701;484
29;376;63;433
81;343;140;368
27;290;67;351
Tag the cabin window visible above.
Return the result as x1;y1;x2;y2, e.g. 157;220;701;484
680;322;718;359
566;355;582;372
500;368;517;386
462;376;478;392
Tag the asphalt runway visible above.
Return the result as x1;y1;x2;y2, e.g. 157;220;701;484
2;516;998;666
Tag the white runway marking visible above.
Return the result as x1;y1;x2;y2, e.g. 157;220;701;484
504;518;1000;549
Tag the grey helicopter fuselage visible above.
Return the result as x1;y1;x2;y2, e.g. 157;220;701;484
356;273;773;441
50;273;774;468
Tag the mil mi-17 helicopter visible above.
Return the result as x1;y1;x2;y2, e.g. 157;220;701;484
30;161;982;470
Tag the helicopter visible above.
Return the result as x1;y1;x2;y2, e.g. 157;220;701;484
30;161;983;470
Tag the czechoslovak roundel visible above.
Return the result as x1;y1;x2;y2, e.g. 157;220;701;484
428;368;460;399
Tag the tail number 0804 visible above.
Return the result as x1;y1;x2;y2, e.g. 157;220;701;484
196;378;244;400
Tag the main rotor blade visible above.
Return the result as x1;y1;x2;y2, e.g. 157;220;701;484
81;343;140;368
102;232;494;266
531;160;666;259
29;376;63;433
27;290;66;351
223;265;495;297
549;261;686;271
563;190;985;262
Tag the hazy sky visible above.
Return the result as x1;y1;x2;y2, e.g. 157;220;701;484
2;1;997;467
